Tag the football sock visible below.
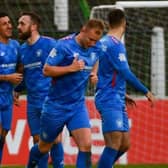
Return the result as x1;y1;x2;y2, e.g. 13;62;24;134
50;143;64;168
38;152;49;168
76;151;92;168
27;144;45;168
97;147;118;168
114;151;124;162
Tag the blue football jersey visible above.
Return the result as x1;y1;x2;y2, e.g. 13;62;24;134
96;35;148;106
19;36;56;106
45;34;102;108
0;39;20;93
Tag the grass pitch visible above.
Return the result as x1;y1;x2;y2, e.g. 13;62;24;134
1;164;168;168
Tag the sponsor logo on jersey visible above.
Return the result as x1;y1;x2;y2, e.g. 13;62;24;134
118;53;126;61
0;63;16;68
24;62;41;69
84;66;92;70
49;48;57;58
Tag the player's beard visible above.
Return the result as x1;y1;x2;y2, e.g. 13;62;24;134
18;30;31;40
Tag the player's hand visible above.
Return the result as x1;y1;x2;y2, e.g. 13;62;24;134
146;91;155;107
70;56;85;72
13;91;20;106
125;94;136;108
90;72;98;85
5;73;23;84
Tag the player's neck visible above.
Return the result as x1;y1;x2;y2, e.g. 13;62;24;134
27;32;40;45
108;27;124;41
0;36;10;44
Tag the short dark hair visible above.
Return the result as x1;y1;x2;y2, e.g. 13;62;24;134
108;9;126;28
84;19;105;35
0;12;9;18
20;11;41;29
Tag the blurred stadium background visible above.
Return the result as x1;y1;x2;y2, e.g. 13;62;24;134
0;0;168;167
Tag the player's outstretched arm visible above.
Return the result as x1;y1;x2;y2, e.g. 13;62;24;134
125;94;136;107
145;91;155;107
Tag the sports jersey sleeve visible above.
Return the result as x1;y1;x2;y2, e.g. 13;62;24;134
41;39;57;65
46;41;65;66
109;44;148;94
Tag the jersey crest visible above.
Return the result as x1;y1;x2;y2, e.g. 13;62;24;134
36;49;42;57
49;48;57;58
118;53;126;61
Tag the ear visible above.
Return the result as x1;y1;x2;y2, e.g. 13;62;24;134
31;23;37;31
81;26;86;33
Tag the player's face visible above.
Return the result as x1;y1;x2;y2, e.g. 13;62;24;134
0;16;12;40
17;15;32;40
82;28;103;48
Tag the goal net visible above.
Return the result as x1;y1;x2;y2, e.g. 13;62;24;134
90;1;168;98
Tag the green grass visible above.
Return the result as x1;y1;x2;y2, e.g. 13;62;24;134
1;165;168;168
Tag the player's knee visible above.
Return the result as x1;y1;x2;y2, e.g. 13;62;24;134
39;140;53;153
33;135;40;144
78;140;92;151
0;135;5;150
53;134;62;144
120;141;131;152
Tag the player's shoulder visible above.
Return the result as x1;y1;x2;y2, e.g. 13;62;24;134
102;35;124;50
59;33;75;41
9;39;20;47
20;42;27;50
56;33;75;49
58;33;76;45
40;36;57;44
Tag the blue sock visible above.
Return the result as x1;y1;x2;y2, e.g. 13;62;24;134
27;144;46;168
114;151;124;162
38;153;49;168
0;135;5;164
76;151;91;168
50;143;64;168
97;147;118;168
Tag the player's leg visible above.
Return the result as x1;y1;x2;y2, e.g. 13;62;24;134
114;131;130;163
0;100;13;164
114;110;130;162
50;134;64;168
98;131;122;168
96;105;125;168
27;106;66;168
0;128;8;164
68;103;92;168
27;139;53;168
27;105;49;168
71;128;92;168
